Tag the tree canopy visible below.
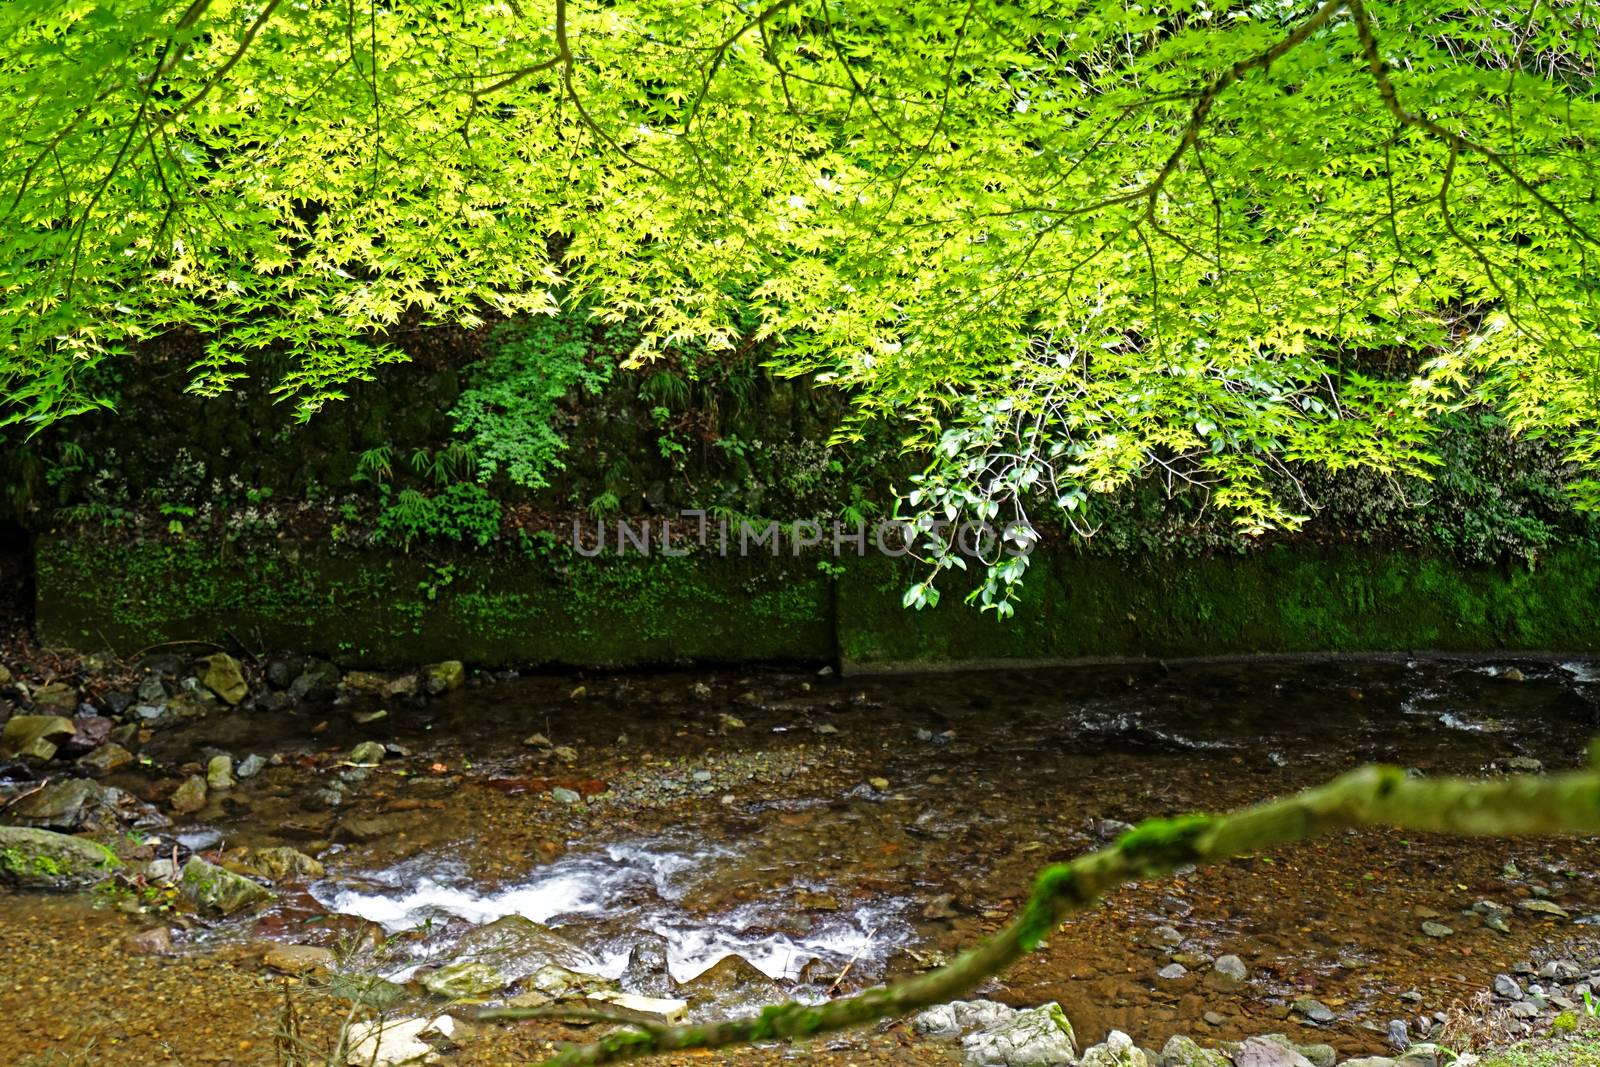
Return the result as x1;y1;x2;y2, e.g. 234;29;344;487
3;0;1598;603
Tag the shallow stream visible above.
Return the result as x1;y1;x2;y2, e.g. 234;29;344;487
7;654;1600;1063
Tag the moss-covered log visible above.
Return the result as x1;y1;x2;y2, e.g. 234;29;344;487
480;765;1600;1065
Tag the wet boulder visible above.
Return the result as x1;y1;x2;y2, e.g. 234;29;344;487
5;778;119;831
0;714;76;761
678;953;784;1004
247;845;325;882
77;743;134;776
448;915;602;986
0;826;121;888
30;682;80;713
178;855;276;915
959;1002;1077;1067
422;961;505;998
622;934;674;997
423;660;465;695
207;755;235;790
170;774;208;815
198;653;249;705
914;1000;1021;1041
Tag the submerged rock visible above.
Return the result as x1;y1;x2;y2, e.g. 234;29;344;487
1205;954;1249;988
0;826;121;889
123;926;175;956
178;855;276;915
959;1002;1077;1067
262;943;336;975
0;714;76;761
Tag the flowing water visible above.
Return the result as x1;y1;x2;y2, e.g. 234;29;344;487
5;653;1600;1064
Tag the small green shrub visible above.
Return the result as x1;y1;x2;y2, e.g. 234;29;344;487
451;311;615;490
372;483;502;549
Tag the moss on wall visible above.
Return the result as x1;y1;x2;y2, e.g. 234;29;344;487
33;536;1600;670
834;545;1600;670
34;537;833;668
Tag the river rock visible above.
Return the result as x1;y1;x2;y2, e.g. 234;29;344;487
1205;954;1248;988
1230;1036;1314;1067
1078;1030;1145;1067
422;961;503;998
1516;899;1570;919
1159;1035;1228;1067
136;674;167;703
348;741;387;766
77;742;134;776
6;778;116;830
342;671;390;695
1395;1046;1444;1067
0;714;76;760
31;682;79;712
1420;921;1453;938
248;845;325;881
170;774;207;814
0;826;121;888
61;714;112;755
959;1003;1077;1067
1340;1060;1397;1067
1158;963;1188;980
914;1000;1020;1041
679;954;783;1002
622;935;673;997
289;660;341;702
198;653;248;705
236;753;267;779
1493;973;1523;999
207;754;235;790
346;1015;457;1067
178;855;276;915
423;660;465;694
1255;1036;1333;1067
